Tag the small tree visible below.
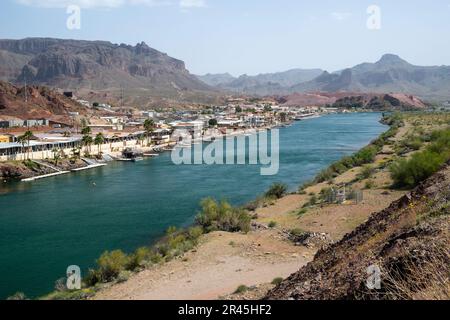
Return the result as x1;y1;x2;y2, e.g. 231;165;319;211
18;130;33;159
82;135;93;156
208;119;218;127
52;148;61;166
94;133;105;156
144;119;155;146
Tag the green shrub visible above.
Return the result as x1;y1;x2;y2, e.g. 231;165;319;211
359;165;376;180
196;198;251;233
290;228;306;237
234;285;249;294
268;221;277;228
96;250;129;282
127;247;151;271
265;183;288;199
390;150;446;188
365;180;376;189
7;292;28;300
271;277;284;285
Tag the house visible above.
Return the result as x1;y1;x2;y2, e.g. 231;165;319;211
171;121;204;139
24;119;49;127
152;129;172;145
0;119;24;128
0;134;15;143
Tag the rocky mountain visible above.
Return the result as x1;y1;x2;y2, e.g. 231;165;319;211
199;54;450;101
197;69;324;96
0;38;218;105
0;81;90;122
266;162;450;300
291;54;450;101
196;73;236;87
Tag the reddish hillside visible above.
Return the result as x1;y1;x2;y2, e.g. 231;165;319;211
283;92;427;110
0;81;90;122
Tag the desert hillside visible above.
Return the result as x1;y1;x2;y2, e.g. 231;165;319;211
266;163;449;300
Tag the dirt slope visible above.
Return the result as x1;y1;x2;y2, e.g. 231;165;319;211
266;163;450;300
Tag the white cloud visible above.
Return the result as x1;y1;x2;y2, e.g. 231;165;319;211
15;0;172;9
331;12;352;21
179;0;206;8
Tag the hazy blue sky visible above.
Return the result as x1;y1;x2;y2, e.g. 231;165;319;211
1;0;450;76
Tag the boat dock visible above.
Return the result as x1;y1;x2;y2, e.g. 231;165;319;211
22;171;71;182
71;163;107;172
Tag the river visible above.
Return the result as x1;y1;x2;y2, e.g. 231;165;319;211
0;113;387;299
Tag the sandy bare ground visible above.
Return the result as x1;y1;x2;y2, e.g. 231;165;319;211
95;230;315;300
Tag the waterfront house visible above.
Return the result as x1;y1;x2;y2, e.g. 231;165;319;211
171;121;204;139
0;134;15;143
0;119;25;128
24;119;50;127
152;129;172;145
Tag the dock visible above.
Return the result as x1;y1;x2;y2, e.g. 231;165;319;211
22;171;71;182
71;163;107;172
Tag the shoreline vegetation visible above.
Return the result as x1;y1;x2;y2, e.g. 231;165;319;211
8;111;450;300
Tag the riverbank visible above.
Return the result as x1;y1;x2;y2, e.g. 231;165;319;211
90;112;449;300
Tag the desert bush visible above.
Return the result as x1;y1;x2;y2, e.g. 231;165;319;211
196;198;251;233
7;292;28;300
268;221;277;228
265;183;288;199
126;247;151;271
390;150;446;188
391;128;450;188
359;165;376;180
271;277;284;285
234;285;249;294
96;250;129;282
365;180;376;189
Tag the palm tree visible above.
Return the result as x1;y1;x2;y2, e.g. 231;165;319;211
82;135;93;156
94;133;105;156
81;126;91;136
17;135;26;159
81;126;92;156
143;119;155;147
18;130;33;160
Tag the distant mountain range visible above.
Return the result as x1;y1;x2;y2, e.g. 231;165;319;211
0;38;448;104
197;69;324;96
197;54;450;101
0;38;219;106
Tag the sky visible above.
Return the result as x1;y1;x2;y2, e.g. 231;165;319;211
1;0;450;76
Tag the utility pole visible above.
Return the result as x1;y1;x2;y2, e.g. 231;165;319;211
120;86;124;108
24;73;28;103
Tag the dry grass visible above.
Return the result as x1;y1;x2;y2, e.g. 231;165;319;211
382;244;450;300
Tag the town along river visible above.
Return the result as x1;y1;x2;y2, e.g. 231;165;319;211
0;113;387;299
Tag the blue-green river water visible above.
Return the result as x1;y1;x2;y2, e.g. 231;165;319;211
0;113;387;299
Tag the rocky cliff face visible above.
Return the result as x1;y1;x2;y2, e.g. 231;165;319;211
0;38;213;101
